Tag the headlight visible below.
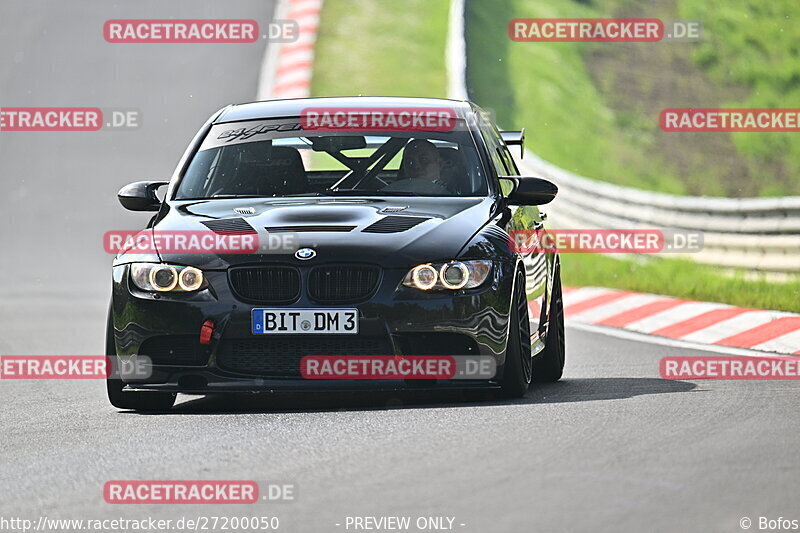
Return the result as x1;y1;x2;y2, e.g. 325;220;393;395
402;260;492;291
411;264;439;290
178;267;203;291
130;263;205;293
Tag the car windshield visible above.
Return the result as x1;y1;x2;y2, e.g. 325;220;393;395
174;118;488;199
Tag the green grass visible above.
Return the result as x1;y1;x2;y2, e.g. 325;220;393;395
466;0;689;194
679;0;800;196
562;254;800;312
311;0;450;97
466;0;800;197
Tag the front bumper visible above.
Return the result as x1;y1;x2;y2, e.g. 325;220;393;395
110;262;514;393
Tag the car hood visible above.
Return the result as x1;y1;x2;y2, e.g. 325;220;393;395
153;196;498;270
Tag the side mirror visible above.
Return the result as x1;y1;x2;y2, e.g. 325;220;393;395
500;176;558;205
118;181;168;211
500;129;525;158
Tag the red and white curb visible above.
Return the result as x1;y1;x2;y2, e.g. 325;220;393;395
530;287;800;355
257;0;323;99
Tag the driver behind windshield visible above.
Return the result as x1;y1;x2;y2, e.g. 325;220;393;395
379;138;456;194
402;139;440;181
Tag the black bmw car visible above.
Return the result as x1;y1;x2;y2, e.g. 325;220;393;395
107;97;564;411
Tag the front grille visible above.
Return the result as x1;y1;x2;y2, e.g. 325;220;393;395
217;336;395;376
308;265;380;303
139;335;203;365
229;266;301;303
362;215;430;233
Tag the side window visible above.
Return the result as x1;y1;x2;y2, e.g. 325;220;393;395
479;121;509;177
478;115;515;195
487;120;520;177
497;144;519;176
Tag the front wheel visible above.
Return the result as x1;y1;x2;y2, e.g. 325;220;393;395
105;308;175;412
532;265;565;382
499;270;533;398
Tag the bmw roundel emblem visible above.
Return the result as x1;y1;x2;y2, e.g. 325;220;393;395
295;248;316;260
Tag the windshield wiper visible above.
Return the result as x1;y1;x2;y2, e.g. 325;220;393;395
325;189;415;196
209;194;274;199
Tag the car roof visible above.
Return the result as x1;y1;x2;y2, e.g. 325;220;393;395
215;96;477;123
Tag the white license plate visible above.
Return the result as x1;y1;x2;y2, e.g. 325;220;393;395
251;308;358;335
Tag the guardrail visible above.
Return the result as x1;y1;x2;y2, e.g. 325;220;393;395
447;0;800;275
518;153;800;273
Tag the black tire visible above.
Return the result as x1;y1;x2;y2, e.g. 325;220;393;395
499;269;533;398
532;265;565;382
105;308;175;412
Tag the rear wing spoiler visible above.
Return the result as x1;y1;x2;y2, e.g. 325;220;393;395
500;129;525;158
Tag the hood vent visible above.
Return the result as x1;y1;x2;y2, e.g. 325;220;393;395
200;218;256;234
380;206;409;213
234;207;256;215
265;225;356;233
362;215;430;233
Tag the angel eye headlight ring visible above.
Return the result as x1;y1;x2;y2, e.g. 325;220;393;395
149;265;178;292
440;262;469;289
178;266;203;291
411;264;438;290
